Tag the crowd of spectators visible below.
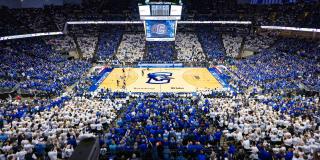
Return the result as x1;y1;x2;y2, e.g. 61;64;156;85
116;33;145;63
0;1;319;37
0;92;123;160
1;80;319;160
96;29;123;62
0;37;91;96
251;3;320;28
144;41;176;62
273;37;320;60
46;36;77;52
175;32;206;62
189;1;320;28
0;31;319;160
0;2;319;159
0;80;17;93
243;34;275;52
272;38;320;91
0;4;130;36
11;9;57;34
233;48;320;92
77;36;98;60
233;50;294;90
197;28;226;62
222;34;243;58
0;8;31;37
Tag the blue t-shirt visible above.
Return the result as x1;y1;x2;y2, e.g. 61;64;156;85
214;131;222;141
285;151;293;160
197;154;207;160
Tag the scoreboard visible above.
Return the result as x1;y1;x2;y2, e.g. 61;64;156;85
139;2;182;41
151;5;170;16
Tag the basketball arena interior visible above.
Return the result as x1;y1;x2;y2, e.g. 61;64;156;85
0;0;319;159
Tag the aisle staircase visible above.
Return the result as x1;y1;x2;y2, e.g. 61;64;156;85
72;36;83;59
238;36;246;58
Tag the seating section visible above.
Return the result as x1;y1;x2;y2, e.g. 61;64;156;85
222;34;243;58
0;9;31;36
116;33;145;63
144;41;176;62
77;36;98;59
0;79;17;93
96;29;123;61
0;95;122;159
46;36;77;52
274;38;320;60
233;49;320;91
0;2;319;36
197;29;225;61
0;38;91;96
272;38;320;91
175;33;205;62
243;34;275;52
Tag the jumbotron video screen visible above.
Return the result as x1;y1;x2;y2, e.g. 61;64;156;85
145;20;176;41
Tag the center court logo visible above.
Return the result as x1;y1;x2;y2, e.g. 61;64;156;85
147;72;173;84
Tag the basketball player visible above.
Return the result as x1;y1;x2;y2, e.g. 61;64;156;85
116;80;120;87
122;80;126;89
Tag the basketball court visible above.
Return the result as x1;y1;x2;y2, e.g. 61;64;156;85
99;68;223;92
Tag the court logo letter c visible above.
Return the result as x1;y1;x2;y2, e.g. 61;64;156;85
146;72;173;84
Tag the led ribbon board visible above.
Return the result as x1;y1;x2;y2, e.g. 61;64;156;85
261;26;320;32
0;32;63;41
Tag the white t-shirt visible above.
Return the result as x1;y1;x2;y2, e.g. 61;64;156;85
2;145;12;152
65;148;73;158
236;132;243;141
284;138;293;146
0;154;5;160
90;124;96;130
96;124;102;131
270;134;279;142
15;150;27;160
243;139;251;149
48;151;58;160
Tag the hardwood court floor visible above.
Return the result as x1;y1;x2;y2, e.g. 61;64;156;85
99;68;222;92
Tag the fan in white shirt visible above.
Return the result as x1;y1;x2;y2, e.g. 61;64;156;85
48;148;58;160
